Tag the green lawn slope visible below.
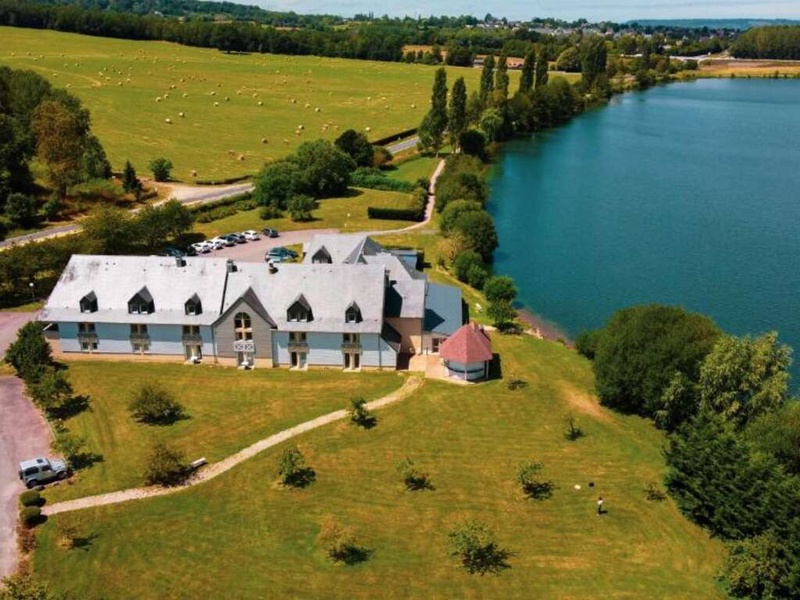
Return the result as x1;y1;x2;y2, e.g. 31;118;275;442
34;335;725;598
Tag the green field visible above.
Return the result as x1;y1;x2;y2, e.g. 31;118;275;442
0;27;494;181
34;335;724;598
44;362;404;502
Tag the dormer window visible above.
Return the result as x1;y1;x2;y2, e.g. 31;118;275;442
128;287;154;315
185;294;202;316
312;247;332;264
345;302;362;324
80;292;98;313
287;295;313;322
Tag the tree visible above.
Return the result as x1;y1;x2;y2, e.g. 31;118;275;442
453;249;483;282
420;68;448;155
698;332;790;429
316;518;368;564
81;134;111;180
479;107;505;143
155;199;194;240
31;100;87;199
129;382;185;424
448;520;511;575
448;77;467;150
276;445;315;487
516;460;553;499
5;193;36;228
30;368;73;414
396;457;432;491
746;403;800;475
580;36;608;92
484;276;517;304
148;157;173;182
334;129;374;167
535;50;549;90
253;160;302;209
5;321;52;383
287;194;316;222
452;210;498;261
294;139;354;198
441;200;483;233
519;49;535;94
348;396;376;428
458;129;486;159
494;53;509;105
143;441;189;486
466;262;488;289
592;305;720;417
555;47;581;72
122;160;141;195
80;206;138;255
488;300;517;329
53;432;88;470
574;329;602;360
479;54;495;106
0;573;56;600
723;531;796;599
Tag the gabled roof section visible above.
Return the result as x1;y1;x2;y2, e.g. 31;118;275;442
303;234;383;265
290;293;312;312
216;286;276;328
440;322;493;363
424;283;464;335
79;291;98;312
311;246;332;264
345;301;362;323
130;286;153;304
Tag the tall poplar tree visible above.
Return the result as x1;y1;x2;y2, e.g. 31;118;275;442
519;49;536;93
494;53;509;105
535;50;549;89
479;55;495;106
448;77;467;149
418;67;448;154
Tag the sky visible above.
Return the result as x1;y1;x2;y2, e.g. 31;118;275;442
250;0;800;21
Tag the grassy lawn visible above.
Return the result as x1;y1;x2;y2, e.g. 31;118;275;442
44;362;404;502
384;155;441;184
34;334;725;599
194;188;416;238
0;27;499;181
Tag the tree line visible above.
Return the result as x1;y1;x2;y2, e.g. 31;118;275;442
732;26;800;59
577;305;800;598
0;66;111;234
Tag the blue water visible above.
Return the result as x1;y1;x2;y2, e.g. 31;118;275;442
489;78;800;379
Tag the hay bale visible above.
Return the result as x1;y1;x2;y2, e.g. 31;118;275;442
214;101;219;107
298;124;304;130
304;103;311;108
238;154;245;161
365;126;371;132
411;103;416;108
261;138;268;144
225;96;230;101
182;93;188;98
315;107;321;112
155;97;162;102
164;93;169;98
191;169;197;177
165;118;172;124
179;112;185;118
258;101;263;106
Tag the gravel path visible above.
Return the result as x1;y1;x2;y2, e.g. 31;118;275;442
44;376;423;516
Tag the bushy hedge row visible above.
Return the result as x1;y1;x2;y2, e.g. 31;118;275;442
189;193;256;223
194;175;251;185
351;168;415;193
368;188;427;222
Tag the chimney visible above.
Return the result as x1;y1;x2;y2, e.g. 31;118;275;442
175;256;186;268
226;259;237;273
268;262;278;274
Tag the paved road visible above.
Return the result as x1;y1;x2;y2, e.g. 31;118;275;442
387;135;420;154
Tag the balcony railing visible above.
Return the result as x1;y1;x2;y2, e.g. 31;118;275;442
77;332;98;343
182;333;203;344
341;342;362;352
288;341;309;353
129;333;150;344
233;339;255;352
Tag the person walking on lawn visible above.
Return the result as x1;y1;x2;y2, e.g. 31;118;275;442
597;496;604;515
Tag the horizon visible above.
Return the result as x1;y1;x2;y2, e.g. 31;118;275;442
250;0;800;22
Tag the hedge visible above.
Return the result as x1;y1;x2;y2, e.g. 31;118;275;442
367;206;425;221
20;506;43;528
19;490;42;507
194;175;252;185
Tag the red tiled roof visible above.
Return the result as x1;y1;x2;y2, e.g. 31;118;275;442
439;322;493;363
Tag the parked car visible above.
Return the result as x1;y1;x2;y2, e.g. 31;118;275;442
267;246;298;260
18;457;70;488
242;230;261;241
208;237;228;250
265;254;283;264
226;233;246;244
262;228;279;238
184;245;197;257
191;241;212;254
159;246;186;258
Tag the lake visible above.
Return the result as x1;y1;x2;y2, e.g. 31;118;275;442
489;78;800;379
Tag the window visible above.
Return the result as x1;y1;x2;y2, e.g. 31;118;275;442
312;247;332;264
183;325;200;336
432;338;442;353
290;332;307;343
130;324;149;353
345;302;362;324
80;340;98;352
343;333;360;344
234;312;252;340
78;322;95;333
287;295;313;322
79;292;98;313
185;294;202;316
128;287;154;315
130;323;148;335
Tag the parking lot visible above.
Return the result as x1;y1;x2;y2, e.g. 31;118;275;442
194;228;338;263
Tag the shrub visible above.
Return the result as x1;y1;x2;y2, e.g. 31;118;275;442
348;397;376;429
143;441;189;486
317;517;368;564
30;368;73;415
276;446;315;488
563;414;585;441
287;194;316;222
5;193;37;228
148;157;173;182
440;200;482;234
5;322;52;384
575;329;602;360
453;250;483;283
396;457;432;491
516;461;554;499
260;205;283;220
129;383;185;424
452;210;498;262
55;513;87;549
367;205;424;221
488;300;517;329
484;275;517;304
19;490;42;508
644;481;666;502
448;520;511;575
350;168;415;192
53;432;91;469
20;506;43;529
459;129;487;158
466;263;488;289
506;377;528;391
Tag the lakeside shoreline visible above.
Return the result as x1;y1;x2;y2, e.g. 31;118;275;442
516;307;573;347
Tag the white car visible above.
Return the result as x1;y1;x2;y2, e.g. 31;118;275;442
208;237;227;250
242;230;261;241
191;241;212;254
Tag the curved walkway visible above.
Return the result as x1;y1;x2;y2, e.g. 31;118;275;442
44;376;423;516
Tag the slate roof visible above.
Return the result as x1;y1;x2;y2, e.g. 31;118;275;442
440;322;493;363
384;280;426;319
302;234;383;265
424;283;464;336
41;255;230;325
221;262;387;333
